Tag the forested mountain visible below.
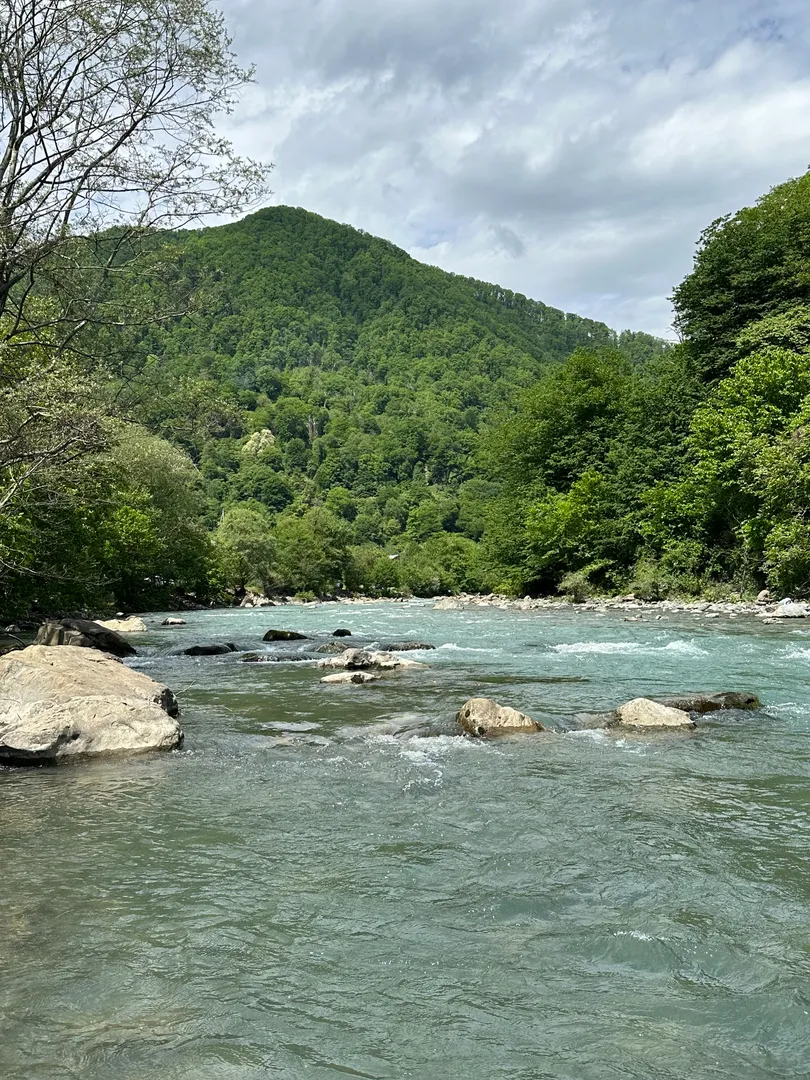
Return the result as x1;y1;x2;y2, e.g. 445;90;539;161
90;207;666;603
5;175;810;615
120;206;662;490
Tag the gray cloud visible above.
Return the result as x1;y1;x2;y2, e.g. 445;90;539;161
219;0;810;336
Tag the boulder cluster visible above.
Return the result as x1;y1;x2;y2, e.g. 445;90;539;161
456;690;760;739
0;607;766;764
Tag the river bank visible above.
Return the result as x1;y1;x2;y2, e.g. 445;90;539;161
240;589;809;622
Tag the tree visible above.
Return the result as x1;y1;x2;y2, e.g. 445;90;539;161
213;504;276;594
0;0;269;604
101;427;212;606
271;508;351;596
0;0;270;352
641;306;810;595
672;170;810;380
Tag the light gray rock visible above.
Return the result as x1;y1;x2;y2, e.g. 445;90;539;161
770;599;810;618
97;617;147;633
615;698;695;730
0;697;181;763
317;648;425;671
0;645;181;764
35;618;136;658
456;697;543;737
161;618;186;626
320;671;380;684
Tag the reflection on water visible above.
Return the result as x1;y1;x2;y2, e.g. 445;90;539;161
3;601;810;1079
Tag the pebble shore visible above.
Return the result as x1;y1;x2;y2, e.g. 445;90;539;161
241;589;810;621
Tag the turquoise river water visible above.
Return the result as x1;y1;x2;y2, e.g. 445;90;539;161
2;601;810;1079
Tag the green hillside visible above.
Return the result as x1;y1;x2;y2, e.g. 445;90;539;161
88;205;665;602
127;205;662;486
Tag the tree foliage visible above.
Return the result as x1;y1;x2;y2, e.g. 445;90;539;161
672;171;810;380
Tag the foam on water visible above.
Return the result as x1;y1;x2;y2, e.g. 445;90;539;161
435;642;500;653
551;638;708;656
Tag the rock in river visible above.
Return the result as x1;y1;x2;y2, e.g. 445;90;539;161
657;692;760;714
0;645;181;764
320;671;380;684
382;641;436;652
183;643;237;656
96;617;147;633
332;628;352;637
317;648;424;671
615;698;695;730
456;697;543;737
35;618;136;658
263;629;309;642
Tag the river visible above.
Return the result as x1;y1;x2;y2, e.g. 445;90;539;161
2;601;810;1079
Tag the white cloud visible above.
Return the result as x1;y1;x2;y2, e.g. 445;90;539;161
217;0;810;337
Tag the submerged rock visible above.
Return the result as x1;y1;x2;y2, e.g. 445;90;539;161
615;698;695;730
183;643;237;656
0;645;181;764
382;641;436;652
262;629;309;642
658;692;760;714
320;671;380;684
35;618;136;658
240;652;314;663
96;617;147;633
161;617;186;626
314;641;355;654
564;712;617;731
456;697;543;737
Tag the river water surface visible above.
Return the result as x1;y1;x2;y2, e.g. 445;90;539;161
2;601;810;1079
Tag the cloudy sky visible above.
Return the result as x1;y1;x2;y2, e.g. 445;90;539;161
218;0;810;338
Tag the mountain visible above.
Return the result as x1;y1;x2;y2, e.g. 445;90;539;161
122;205;665;506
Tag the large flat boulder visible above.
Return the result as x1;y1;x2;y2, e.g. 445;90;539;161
35;618;136;658
0;645;181;764
457;697;543;737
0;697;181;763
615;698;695;730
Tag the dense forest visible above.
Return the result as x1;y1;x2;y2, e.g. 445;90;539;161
4;171;810;615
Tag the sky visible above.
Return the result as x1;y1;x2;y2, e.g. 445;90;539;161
218;0;810;338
